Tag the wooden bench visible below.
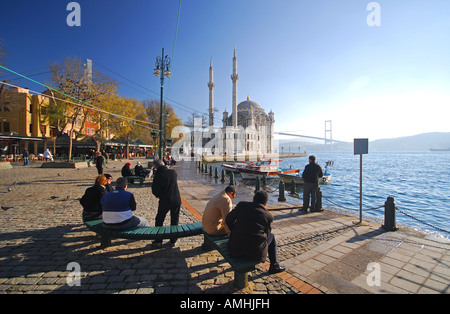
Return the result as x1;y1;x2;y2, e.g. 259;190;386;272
203;233;260;289
124;176;144;186
84;219;203;248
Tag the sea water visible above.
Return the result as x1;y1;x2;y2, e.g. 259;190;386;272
278;151;450;238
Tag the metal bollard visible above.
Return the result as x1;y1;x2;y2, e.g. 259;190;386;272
221;169;225;182
204;164;208;173
230;171;235;185
209;165;212;176
278;180;286;202
383;196;398;231
290;179;296;194
255;176;260;193
262;175;267;187
214;167;219;178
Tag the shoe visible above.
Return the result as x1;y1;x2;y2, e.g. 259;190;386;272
269;263;286;274
169;242;176;248
311;208;324;213
298;208;308;213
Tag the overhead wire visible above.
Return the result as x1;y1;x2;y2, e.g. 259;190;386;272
93;60;206;117
0;67;160;132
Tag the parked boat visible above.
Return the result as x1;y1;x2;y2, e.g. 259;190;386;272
221;162;250;174
277;160;334;185
237;159;300;180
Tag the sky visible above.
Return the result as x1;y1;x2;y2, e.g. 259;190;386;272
1;0;450;143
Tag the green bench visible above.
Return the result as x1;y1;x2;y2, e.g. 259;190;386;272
83;219;203;248
124;176;144;186
203;233;260;289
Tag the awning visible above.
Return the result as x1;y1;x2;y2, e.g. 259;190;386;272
0;134;47;142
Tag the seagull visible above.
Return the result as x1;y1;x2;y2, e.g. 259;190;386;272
7;188;11;192
1;206;12;211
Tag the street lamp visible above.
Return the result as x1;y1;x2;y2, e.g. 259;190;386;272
153;48;171;160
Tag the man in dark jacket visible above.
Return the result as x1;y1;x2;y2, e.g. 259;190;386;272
151;159;181;247
95;152;105;175
301;155;323;213
226;190;285;274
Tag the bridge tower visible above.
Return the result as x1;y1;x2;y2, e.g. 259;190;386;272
325;120;333;150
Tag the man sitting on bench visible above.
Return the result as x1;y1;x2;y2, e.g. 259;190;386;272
134;161;150;178
225;190;285;274
101;177;150;230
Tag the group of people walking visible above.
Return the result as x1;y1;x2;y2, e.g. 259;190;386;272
80;155;325;277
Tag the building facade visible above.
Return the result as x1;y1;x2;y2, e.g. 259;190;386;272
207;47;275;158
0;87;54;158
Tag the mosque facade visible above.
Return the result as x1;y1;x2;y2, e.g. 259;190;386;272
207;47;275;157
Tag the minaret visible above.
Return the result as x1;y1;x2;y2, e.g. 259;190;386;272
207;58;215;127
231;46;239;128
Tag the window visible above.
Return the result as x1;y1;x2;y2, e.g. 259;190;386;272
3;122;10;133
0;102;11;112
40;125;47;135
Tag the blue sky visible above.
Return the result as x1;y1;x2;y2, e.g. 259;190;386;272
1;0;450;142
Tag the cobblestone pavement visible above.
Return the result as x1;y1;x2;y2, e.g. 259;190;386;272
1;159;449;295
0;159;298;294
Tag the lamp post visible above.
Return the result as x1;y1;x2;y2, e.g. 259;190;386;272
153;48;171;160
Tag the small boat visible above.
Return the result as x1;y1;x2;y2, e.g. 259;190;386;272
237;159;300;180
222;162;250;174
277;160;334;185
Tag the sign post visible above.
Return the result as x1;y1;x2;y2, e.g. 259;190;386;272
354;138;369;224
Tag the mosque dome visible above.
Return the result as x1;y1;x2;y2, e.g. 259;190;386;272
237;96;264;113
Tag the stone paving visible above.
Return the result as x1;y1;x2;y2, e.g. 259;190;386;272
0;158;449;294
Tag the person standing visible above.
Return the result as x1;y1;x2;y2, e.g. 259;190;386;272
95;152;105;175
23;148;29;166
151;159;181;248
226;190;285;274
301;155;323;213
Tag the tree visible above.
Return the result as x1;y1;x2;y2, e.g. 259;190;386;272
107;96;148;158
46;57;118;160
143;99;182;154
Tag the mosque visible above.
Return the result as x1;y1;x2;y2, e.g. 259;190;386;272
206;47;275;158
